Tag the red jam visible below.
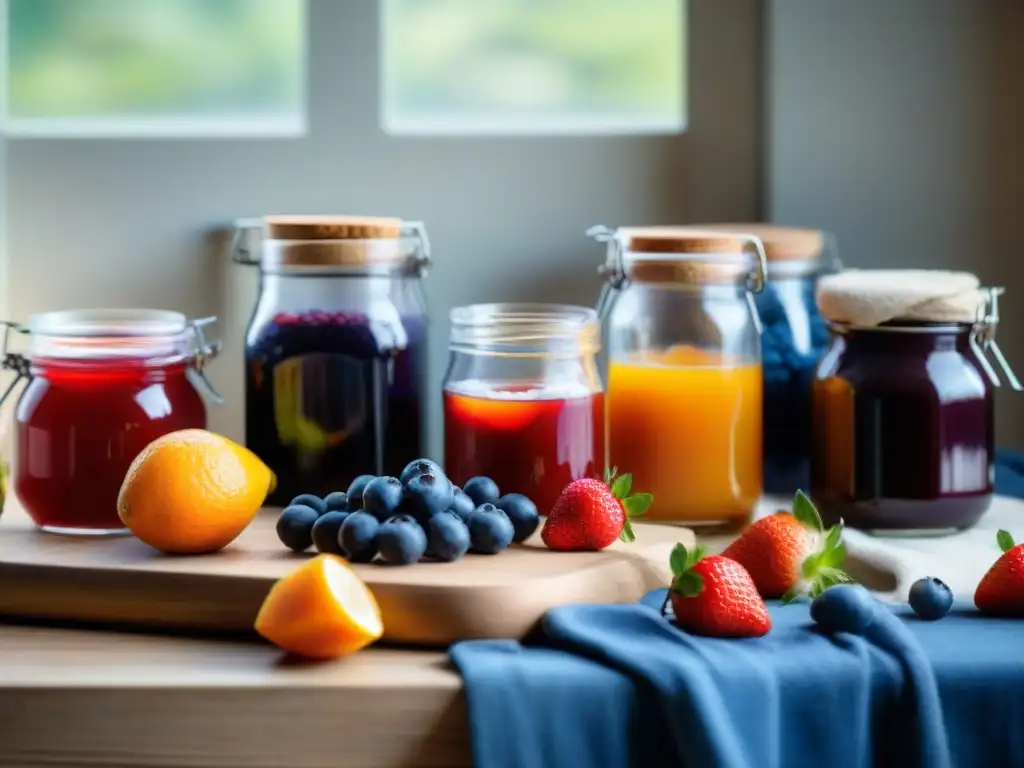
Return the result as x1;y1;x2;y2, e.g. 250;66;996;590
15;356;206;533
443;387;605;515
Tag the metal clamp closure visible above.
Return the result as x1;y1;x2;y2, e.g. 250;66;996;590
588;225;767;334
587;225;625;321
231;218;264;265
405;220;432;276
822;231;844;274
969;287;1022;390
187;317;225;404
0;322;30;408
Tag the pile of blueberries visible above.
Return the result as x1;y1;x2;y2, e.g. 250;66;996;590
275;459;540;566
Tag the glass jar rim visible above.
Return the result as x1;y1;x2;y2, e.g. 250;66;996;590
29;308;189;339
449;303;600;357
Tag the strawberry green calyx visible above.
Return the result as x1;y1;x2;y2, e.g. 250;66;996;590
781;490;852;604
604;467;654;544
660;541;708;615
669;542;708;596
997;530;1015;553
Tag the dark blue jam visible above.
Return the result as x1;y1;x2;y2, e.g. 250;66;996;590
756;274;831;494
245;310;426;506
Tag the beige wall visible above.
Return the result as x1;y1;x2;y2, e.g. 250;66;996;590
1;0;762;459
768;0;1024;447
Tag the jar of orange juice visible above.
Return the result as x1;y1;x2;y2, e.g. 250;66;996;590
591;226;767;531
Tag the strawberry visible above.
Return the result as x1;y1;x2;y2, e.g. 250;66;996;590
665;542;771;638
974;530;1024;616
541;467;652;551
721;490;850;602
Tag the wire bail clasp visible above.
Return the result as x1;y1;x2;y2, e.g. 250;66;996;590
231;217;264;266
588;225;627;321
970;287;1022;390
0;321;31;408
405;220;432;277
822;231;844;274
186;317;225;404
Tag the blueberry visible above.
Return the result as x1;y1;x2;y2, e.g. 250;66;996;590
495;493;540;543
404;471;456;522
362;476;405;522
311;511;349;555
339;511;381;563
908;577;954;621
447;486;476;524
323;491;349;512
276;505;320;552
427;510;471;562
463;476;500;506
288;494;328;516
400;458;444;486
345;475;377;509
377;514;429;566
467;504;515;555
810;584;878;635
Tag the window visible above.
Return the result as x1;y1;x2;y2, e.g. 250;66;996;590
382;0;686;136
4;0;305;137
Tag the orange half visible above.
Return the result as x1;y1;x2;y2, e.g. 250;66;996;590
255;555;383;659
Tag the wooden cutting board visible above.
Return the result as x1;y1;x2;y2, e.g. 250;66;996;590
0;500;691;646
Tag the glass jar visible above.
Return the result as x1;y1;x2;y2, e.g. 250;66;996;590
240;215;430;505
812;278;1020;532
443;304;604;515
698;224;837;494
1;310;221;535
592;226;768;531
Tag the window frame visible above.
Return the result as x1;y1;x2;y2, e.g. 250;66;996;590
378;0;688;137
1;0;310;140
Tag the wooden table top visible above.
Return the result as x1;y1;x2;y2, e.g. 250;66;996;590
0;622;470;768
0;494;900;768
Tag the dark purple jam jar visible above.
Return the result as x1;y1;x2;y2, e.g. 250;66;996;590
812;322;994;531
241;216;430;505
809;272;1021;533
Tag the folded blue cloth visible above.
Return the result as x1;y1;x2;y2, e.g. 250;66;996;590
452;454;1024;768
451;591;1024;768
995;449;1024;499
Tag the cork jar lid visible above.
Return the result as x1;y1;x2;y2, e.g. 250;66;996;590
259;215;426;272
817;269;986;326
607;226;766;286
264;215;405;241
695;223;824;261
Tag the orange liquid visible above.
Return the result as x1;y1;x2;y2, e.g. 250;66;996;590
607;346;762;528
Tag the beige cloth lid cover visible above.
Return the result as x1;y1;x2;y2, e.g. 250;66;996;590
817;269;986;327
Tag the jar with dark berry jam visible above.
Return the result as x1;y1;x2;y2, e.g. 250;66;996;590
240;215;430;505
697;224;838;494
811;270;1020;533
0;310;221;535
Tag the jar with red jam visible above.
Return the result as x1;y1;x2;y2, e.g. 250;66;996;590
443;304;604;515
2;309;221;535
811;270;1020;532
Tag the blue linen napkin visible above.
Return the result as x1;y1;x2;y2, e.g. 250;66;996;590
995;449;1024;499
452;454;1024;768
451;591;1024;768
